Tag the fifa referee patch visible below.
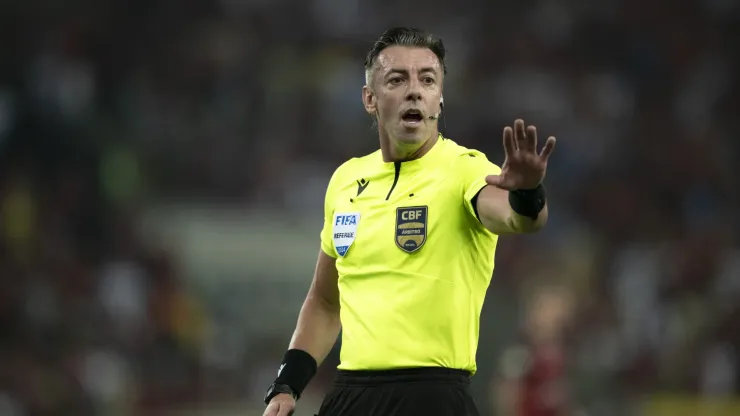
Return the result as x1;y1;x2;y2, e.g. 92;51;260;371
395;206;428;253
333;212;360;257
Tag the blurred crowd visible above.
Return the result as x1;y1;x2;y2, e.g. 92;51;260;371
0;0;739;415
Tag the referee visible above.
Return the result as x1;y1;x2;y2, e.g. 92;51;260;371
263;27;556;416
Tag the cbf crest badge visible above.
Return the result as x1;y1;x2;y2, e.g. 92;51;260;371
333;212;360;257
395;206;428;253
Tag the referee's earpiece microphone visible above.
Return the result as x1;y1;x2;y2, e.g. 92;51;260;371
428;96;444;120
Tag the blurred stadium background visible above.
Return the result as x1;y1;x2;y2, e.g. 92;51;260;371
0;0;738;415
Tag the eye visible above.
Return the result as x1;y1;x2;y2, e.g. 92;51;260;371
388;77;403;85
422;76;435;85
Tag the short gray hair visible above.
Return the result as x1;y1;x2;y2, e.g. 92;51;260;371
363;27;447;86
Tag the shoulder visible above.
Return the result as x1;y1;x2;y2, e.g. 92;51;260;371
442;138;488;158
327;150;381;188
348;149;383;168
441;138;501;174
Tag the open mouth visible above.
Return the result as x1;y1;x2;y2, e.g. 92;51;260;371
401;109;423;123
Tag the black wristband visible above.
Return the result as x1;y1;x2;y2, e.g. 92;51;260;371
508;184;546;220
273;349;317;400
264;383;297;405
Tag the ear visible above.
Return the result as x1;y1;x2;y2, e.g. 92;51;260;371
362;85;376;115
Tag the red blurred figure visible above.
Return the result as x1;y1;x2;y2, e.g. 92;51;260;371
493;287;576;416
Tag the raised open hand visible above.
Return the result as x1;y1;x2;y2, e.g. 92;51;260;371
485;119;556;190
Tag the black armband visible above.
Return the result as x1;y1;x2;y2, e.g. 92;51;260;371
508;184;546;220
272;349;317;400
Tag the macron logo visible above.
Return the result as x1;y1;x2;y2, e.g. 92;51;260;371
356;178;369;196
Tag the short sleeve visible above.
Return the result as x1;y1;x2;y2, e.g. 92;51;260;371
457;150;502;220
319;168;341;258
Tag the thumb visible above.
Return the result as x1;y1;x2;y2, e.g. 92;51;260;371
485;174;512;190
263;402;279;416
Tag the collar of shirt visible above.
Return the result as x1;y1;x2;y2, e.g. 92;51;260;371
378;134;446;172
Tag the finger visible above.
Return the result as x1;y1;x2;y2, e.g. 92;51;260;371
503;126;517;155
263;403;279;416
514;119;527;147
523;125;537;153
539;136;556;160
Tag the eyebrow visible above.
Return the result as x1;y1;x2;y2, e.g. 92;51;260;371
385;67;438;77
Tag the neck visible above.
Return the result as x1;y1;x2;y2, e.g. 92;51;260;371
379;130;439;163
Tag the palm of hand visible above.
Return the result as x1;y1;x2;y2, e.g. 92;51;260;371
485;119;556;191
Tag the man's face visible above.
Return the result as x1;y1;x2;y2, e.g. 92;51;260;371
364;46;443;145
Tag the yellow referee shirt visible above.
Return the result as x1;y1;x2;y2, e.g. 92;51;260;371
320;136;501;375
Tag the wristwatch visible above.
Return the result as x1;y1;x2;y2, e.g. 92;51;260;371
264;383;298;405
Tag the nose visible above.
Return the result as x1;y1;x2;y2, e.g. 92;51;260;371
405;80;422;102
